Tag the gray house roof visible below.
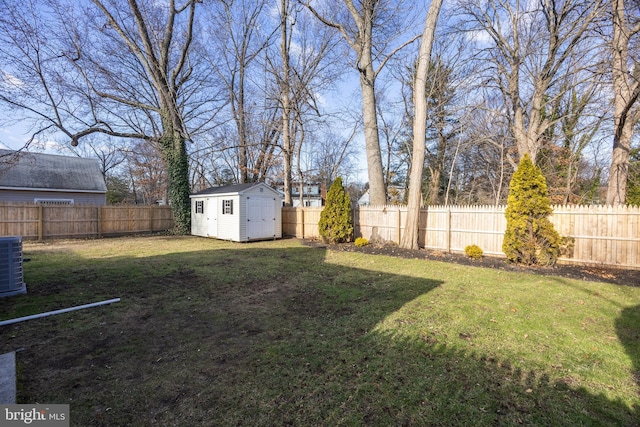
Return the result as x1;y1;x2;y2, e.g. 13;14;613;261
191;183;281;197
0;149;107;193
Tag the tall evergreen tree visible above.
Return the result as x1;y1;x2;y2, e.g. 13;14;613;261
503;154;562;265
319;177;353;244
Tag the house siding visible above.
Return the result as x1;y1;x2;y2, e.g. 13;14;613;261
0;189;106;205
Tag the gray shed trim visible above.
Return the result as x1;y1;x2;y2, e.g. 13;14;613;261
0;150;107;193
190;183;281;198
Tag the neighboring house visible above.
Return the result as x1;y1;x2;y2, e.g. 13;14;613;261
190;183;283;242
276;182;324;207
0;150;107;205
358;190;370;206
358;186;406;206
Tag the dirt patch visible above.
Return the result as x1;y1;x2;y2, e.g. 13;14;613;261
303;240;640;287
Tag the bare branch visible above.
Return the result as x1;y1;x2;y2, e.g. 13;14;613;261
374;33;421;77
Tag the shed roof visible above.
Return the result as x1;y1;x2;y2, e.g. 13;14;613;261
0;149;107;193
191;182;281;197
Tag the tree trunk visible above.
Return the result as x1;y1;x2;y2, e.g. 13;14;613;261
401;0;443;250
427;120;448;205
428;167;441;205
160;123;191;234
281;0;293;206
606;0;640;205
359;71;387;206
234;68;249;183
607;116;634;204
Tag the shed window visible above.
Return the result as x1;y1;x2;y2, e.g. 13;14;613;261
223;199;233;215
195;200;204;214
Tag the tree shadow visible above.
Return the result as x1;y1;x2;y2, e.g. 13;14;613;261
0;240;637;425
617;304;640;419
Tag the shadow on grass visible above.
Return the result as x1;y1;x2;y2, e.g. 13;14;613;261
0;242;637;426
617;304;640;418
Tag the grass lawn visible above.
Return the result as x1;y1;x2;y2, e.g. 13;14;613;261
1;236;639;426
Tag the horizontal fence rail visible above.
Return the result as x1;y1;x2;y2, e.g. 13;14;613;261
283;205;640;270
0;202;174;240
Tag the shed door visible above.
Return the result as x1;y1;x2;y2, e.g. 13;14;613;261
246;196;275;240
207;198;218;237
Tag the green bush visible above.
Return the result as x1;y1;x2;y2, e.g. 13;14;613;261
464;244;483;259
354;237;369;247
503;154;562;266
319;177;354;244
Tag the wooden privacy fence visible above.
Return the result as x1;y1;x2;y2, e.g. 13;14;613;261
282;205;640;270
281;207;322;240
0;202;174;240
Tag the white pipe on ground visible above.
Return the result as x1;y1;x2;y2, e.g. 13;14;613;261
0;298;121;327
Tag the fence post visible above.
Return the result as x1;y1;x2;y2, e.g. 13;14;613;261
446;207;451;253
38;205;43;241
97;206;102;238
353;207;358;239
396;207;401;244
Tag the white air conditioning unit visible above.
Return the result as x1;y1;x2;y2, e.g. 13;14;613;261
0;236;27;297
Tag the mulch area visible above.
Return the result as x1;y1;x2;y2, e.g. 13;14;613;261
302;239;640;287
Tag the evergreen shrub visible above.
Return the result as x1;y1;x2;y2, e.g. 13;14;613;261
503;154;562;266
319;177;353;243
464;244;483;259
355;237;369;247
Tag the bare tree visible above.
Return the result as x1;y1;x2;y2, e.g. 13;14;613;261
123;140;167;205
536;79;607;204
54;137;126;181
414;55;463;205
72;0;209;232
456;0;604;164
0;1;81;148
206;0;277;183
189;131;238;190
0;0;216;233
312;131;359;184
606;0;640;205
276;1;323;204
461;100;513;205
376;94;410;193
303;0;420;206
401;0;443;250
264;2;341;204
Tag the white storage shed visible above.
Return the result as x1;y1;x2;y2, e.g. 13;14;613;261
190;183;283;242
